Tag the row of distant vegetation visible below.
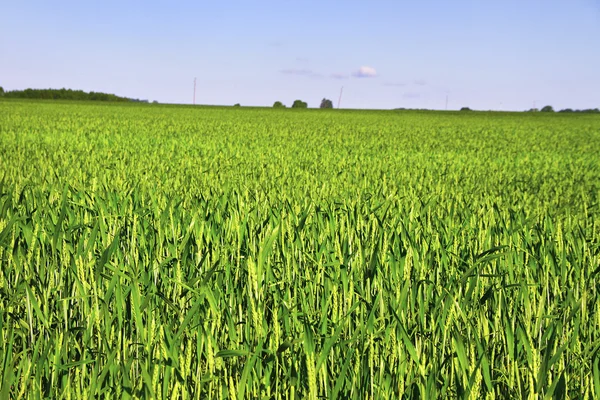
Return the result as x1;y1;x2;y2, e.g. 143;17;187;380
527;105;600;113
2;87;598;112
244;101;600;112
271;99;332;109
0;87;151;103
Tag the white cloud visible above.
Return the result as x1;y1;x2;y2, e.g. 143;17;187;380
353;66;378;78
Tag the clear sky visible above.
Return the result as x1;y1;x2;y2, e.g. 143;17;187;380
1;0;599;110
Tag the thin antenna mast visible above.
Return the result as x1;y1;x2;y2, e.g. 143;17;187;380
193;78;197;105
337;86;344;109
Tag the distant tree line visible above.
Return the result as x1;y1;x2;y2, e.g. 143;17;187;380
557;108;599;113
271;100;308;108
0;87;149;102
271;99;334;109
528;105;599;113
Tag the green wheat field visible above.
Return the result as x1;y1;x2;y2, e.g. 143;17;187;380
0;99;599;399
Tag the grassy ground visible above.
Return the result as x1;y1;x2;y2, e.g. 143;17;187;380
1;100;599;398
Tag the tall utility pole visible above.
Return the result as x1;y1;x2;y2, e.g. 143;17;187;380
337;86;344;109
193;78;197;105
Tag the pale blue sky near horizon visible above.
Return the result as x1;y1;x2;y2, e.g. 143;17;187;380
1;0;599;110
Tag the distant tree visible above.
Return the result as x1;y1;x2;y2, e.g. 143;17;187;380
0;86;4;96
152;100;159;104
292;99;308;108
460;107;472;111
320;98;333;109
273;101;286;108
233;103;241;107
559;108;574;113
540;105;554;112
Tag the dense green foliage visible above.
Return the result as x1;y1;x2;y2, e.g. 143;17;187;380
0;100;599;398
1;88;142;102
291;100;308;108
320;99;333;109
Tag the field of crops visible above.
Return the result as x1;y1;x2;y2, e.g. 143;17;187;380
0;99;599;398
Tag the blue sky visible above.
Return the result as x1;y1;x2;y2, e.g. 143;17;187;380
1;0;599;110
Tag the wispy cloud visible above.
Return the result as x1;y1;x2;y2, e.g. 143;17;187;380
352;66;378;78
330;73;349;80
280;68;322;78
383;82;406;87
414;79;427;86
403;92;421;99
